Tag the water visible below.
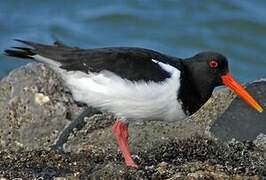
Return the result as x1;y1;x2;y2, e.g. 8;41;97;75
0;0;265;82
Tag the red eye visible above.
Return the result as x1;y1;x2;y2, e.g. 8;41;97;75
209;60;219;68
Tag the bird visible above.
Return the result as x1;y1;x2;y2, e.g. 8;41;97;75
4;40;263;168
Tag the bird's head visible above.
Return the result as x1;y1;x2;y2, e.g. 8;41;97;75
185;51;263;113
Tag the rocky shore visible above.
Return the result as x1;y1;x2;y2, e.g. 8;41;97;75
0;63;265;179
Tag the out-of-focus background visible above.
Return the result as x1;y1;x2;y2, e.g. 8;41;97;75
0;0;265;82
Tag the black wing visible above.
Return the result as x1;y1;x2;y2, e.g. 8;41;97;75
5;40;183;82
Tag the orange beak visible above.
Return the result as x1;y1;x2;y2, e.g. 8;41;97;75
221;73;263;113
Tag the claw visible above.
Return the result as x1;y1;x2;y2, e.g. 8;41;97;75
126;161;139;168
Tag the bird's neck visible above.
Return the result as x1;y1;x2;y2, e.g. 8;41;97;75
177;63;214;116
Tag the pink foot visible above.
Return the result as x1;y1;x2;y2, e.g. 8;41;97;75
112;120;139;169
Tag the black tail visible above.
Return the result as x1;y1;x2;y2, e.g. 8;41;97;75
4;39;37;59
4;47;35;59
4;39;74;60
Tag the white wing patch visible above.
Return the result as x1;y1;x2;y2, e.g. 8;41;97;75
60;59;186;122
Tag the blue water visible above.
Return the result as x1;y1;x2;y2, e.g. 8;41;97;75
0;0;265;82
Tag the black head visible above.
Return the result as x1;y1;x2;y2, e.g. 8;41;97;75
185;51;229;95
179;51;263;116
179;51;230;115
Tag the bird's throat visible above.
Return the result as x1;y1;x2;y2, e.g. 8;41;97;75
178;73;213;115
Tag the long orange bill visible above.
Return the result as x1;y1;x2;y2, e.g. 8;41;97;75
222;73;263;113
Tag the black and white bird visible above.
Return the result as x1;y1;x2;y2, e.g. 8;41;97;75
4;40;263;168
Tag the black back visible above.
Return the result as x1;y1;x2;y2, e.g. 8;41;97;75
58;47;181;82
5;40;182;82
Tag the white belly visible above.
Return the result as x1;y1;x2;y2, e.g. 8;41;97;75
59;61;186;122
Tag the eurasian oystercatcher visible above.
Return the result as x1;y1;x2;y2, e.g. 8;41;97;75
4;40;263;168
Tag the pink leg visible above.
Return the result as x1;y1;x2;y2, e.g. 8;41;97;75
112;120;138;168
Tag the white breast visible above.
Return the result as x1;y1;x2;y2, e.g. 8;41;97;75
57;60;186;122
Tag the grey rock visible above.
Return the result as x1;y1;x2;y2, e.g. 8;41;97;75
0;63;85;150
211;80;266;141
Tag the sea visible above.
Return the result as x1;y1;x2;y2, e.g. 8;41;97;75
0;0;265;83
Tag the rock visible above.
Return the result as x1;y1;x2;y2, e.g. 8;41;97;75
211;80;266;141
254;134;266;151
0;63;86;150
0;63;265;178
0;137;264;179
